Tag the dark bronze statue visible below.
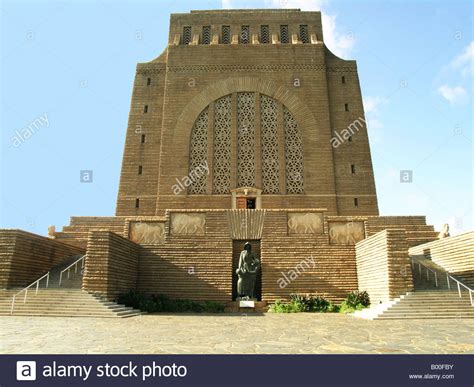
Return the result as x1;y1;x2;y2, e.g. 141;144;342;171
236;242;260;299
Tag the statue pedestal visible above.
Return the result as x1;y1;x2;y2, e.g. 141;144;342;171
239;300;255;308
225;301;268;313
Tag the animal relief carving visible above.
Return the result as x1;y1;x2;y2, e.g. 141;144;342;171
288;213;323;234
171;213;206;235
130;222;165;244
328;222;365;245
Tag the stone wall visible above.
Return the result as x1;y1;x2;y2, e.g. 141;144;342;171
83;231;139;299
261;211;358;303
137;211;233;301
409;232;474;287
0;229;84;289
365;216;438;247
54;216;128;249
355;229;413;304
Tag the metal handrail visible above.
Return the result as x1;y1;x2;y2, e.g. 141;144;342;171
10;272;50;315
446;273;474;306
59;255;86;286
411;257;438;287
411;257;473;306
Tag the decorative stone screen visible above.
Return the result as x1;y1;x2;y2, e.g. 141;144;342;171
188;108;208;194
188;92;304;195
213;95;232;194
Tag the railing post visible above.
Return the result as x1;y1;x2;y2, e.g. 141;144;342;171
46;273;49;288
470;291;473;307
435;272;438;288
418;263;421;275
427;270;429;281
10;295;15;315
59;272;62;287
36;281;39;295
23;289;28;303
446;273;450;290
457;282;461;298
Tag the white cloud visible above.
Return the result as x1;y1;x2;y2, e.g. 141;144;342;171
362;96;387;143
363;96;387;115
221;0;354;58
437;85;468;105
451;41;474;77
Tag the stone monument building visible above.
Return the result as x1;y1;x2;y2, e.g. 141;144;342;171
5;10;469;319
115;9;379;216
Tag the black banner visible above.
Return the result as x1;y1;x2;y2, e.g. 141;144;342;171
1;355;472;386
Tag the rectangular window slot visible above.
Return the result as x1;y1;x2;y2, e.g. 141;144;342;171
182;26;192;45
240;25;250;43
138;165;143;175
280;25;289;43
141;134;146;143
222;26;230;44
344;103;349;112
260;25;269;43
143;105;148;113
354;198;359;207
202;26;211;44
299;25;309;43
135;198;140;208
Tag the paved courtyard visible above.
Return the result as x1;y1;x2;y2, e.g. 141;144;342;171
0;314;473;354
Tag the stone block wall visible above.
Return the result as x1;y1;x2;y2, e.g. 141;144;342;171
409;232;474;287
83;231;139;299
54;216;128;249
365;216;438;247
355;229;413;304
0;229;84;289
137;211;233;301
261;211;358;303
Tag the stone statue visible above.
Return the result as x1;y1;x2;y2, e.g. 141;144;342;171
438;223;450;239
47;225;56;239
236;242;260;299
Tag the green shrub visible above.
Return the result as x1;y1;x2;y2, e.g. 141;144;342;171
339;291;370;313
116;290;225;313
346;290;370;308
270;294;337;313
268;299;305;313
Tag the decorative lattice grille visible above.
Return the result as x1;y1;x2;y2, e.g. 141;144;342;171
299;25;309;43
182;26;192;45
213;95;232;193
237;92;256;188
260;95;280;194
202;26;211;44
284;107;304;193
280;25;289;43
222;26;230;44
188;93;304;195
240;25;250;44
260;25;270;43
188;108;209;194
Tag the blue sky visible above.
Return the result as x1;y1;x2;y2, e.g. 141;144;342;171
1;0;472;236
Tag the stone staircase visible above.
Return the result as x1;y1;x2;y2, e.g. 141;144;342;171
0;255;142;318
372;257;473;320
